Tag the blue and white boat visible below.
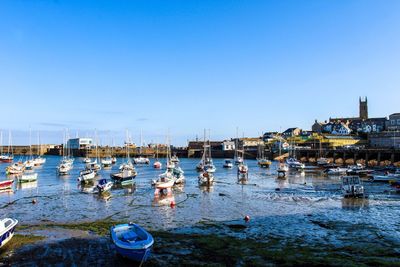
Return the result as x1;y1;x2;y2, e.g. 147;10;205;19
0;218;18;248
110;223;154;262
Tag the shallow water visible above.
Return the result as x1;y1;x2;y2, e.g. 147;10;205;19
1;156;400;248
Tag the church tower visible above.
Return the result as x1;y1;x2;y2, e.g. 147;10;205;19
359;97;368;120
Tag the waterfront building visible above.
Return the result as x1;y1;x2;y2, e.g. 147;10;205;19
313;97;387;135
67;138;93;150
187;141;223;151
321;122;352;135
222;140;235;151
262;132;278;142
282;128;301;138
369;131;400;149
386;113;400;131
302;134;365;149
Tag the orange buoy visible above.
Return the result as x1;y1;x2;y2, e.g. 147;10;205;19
170;201;176;208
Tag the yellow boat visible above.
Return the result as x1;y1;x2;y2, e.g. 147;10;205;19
258;159;272;168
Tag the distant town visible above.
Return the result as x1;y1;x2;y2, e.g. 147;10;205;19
1;97;399;166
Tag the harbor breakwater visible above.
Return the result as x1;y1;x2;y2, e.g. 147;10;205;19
3;146;400;166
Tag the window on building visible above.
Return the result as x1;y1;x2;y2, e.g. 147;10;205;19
397;119;400;125
392;120;396;125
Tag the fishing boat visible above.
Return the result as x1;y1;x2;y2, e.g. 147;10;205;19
153;144;162;169
110;223;154;262
257;144;271;168
97;178;113;193
372;170;400;182
277;162;289;178
57;131;74;175
6;162;25;175
24;160;35;170
223;159;233;169
346;164;372;176
0;218;18;249
198;171;214;186
0;154;13;163
258;159;272;168
111;132;137;185
33;133;46;166
101;157;113;169
0;179;13;190
134;131;150;165
317;157;330;166
324;167;349;176
33;156;46;166
341;176;365;198
57;162;72;176
133;156;150;165
202;130;217;173
153;156;176;187
19;173;38;183
154;174;175;190
83;157;91;164
78;169;96;183
204;162;216;173
237;140;249;177
286;157;305;170
111;166;137;185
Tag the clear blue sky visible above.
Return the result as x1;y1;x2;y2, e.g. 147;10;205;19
1;0;400;145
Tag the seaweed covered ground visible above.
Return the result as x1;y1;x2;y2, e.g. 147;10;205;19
1;218;399;266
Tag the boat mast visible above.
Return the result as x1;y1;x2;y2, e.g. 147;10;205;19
126;129;130;162
0;130;2;155
202;129;206;164
29;127;32;160
208;129;212;162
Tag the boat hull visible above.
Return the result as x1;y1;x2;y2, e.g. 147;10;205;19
115;245;151;262
0;218;18;249
0;180;13;190
110;223;154;262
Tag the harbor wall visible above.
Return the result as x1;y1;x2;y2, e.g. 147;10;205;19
3;145;400;166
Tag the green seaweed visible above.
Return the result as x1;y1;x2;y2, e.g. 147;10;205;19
0;234;44;258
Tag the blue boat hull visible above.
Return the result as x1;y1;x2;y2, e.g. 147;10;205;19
115;246;151;261
110;223;154;262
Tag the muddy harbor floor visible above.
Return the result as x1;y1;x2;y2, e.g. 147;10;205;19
1;216;400;267
1;158;400;266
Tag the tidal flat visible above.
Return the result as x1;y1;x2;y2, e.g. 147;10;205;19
1;157;400;265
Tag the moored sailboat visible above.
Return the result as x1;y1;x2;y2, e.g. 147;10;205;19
0;131;14;163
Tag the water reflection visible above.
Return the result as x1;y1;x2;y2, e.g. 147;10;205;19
17;181;38;190
0;156;399;238
199;184;214;193
341;197;369;210
153;194;175;207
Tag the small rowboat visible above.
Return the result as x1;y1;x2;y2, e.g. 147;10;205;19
110;223;154;262
0;218;18;248
0;180;13;190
